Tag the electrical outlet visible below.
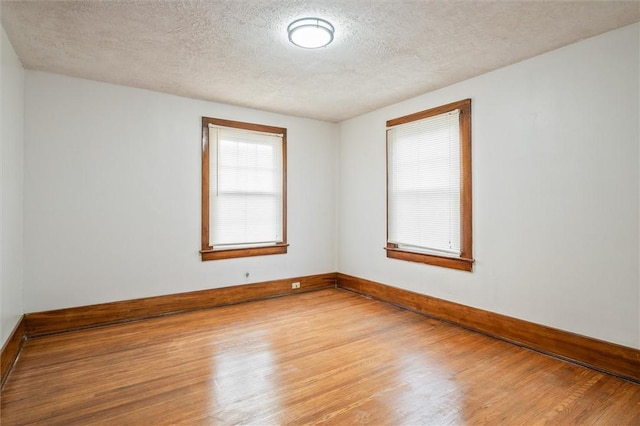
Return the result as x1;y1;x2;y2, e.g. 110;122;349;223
292;282;301;289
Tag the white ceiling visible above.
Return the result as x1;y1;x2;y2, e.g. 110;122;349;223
2;1;639;122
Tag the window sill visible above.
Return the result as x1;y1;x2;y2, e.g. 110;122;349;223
385;247;474;271
201;244;288;261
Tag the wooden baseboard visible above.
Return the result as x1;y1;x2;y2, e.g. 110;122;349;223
336;273;640;383
1;316;26;390
25;273;337;337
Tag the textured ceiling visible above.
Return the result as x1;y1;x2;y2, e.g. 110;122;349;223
2;1;639;122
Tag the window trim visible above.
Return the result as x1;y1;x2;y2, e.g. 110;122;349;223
201;117;288;261
385;99;473;271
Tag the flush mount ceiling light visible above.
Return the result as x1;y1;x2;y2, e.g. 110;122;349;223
287;18;335;49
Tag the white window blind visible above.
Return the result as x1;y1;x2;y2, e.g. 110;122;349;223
387;109;461;256
209;125;283;248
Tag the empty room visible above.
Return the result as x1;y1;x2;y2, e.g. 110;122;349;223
1;1;639;424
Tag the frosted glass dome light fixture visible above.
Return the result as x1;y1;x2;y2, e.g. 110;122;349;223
287;18;335;49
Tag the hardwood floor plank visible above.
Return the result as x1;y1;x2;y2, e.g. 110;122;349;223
2;289;639;425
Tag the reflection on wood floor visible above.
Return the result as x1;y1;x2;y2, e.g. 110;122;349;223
1;288;639;425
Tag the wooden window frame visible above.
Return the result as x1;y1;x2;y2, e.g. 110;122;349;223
385;99;473;271
201;117;288;261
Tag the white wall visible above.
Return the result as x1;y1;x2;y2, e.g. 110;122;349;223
18;23;640;350
338;23;640;349
1;26;25;346
23;72;338;313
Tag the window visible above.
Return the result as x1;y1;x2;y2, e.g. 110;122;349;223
386;99;473;271
201;117;287;261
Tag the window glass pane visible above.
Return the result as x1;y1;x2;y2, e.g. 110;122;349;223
212;194;281;245
209;126;283;248
388;109;461;255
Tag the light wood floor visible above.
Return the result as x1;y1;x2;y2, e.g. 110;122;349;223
1;288;639;425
